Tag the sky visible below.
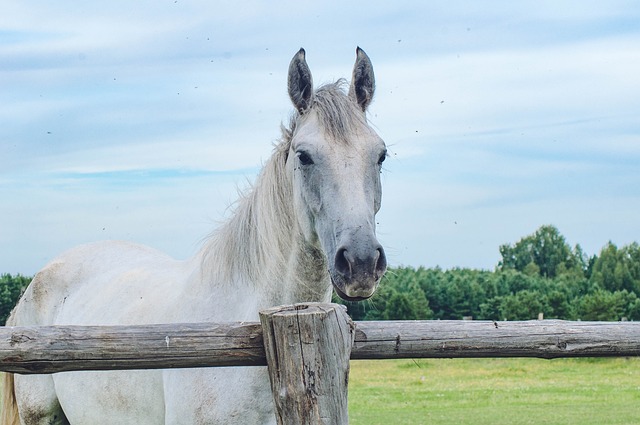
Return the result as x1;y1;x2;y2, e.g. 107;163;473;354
1;1;639;276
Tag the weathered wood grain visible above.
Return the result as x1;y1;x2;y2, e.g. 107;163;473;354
353;320;640;359
2;309;640;375
0;322;266;374
260;303;355;425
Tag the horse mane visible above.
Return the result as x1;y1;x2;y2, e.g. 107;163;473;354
200;80;367;287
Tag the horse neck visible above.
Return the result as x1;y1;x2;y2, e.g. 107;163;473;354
197;142;332;310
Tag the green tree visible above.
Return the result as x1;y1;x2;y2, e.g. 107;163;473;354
438;270;486;319
546;289;574;319
371;268;433;320
406;281;432;320
0;273;31;325
478;296;503;320
590;242;640;294
498;290;548;321
384;290;415;320
499;225;583;278
576;289;638;321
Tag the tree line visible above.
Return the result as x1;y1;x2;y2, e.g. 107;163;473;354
2;225;639;324
336;225;640;322
0;273;31;325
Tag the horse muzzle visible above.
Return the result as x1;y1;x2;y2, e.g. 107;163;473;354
330;242;387;301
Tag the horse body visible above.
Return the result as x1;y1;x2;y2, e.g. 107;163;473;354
3;48;386;425
13;241;278;424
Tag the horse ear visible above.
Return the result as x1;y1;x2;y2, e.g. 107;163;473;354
349;47;375;111
288;48;314;114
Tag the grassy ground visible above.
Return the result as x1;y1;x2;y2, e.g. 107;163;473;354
349;357;640;425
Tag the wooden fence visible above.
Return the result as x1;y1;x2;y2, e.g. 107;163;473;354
2;302;640;423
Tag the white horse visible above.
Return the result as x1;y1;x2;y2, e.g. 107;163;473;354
2;47;387;425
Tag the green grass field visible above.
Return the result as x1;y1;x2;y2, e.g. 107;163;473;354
349;358;640;425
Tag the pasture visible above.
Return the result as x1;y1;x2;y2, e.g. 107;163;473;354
349;358;640;425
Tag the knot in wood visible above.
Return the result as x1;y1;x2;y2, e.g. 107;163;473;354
10;333;33;346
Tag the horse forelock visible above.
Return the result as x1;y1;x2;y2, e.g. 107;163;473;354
284;80;368;145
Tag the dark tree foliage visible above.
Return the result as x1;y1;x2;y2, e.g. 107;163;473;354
0;274;31;325
590;242;640;294
499;225;586;278
336;226;640;322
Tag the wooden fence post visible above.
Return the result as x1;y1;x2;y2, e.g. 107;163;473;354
259;303;355;425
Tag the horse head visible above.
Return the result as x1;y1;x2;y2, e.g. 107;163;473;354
286;47;387;301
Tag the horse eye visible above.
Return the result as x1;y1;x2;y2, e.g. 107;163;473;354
378;151;387;166
297;151;314;166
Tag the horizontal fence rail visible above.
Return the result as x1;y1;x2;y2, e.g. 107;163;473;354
1;319;640;374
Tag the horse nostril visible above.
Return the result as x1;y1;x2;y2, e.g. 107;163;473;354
375;246;387;278
335;245;386;282
334;247;353;279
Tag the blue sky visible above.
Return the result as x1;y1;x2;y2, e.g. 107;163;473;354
2;1;639;275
